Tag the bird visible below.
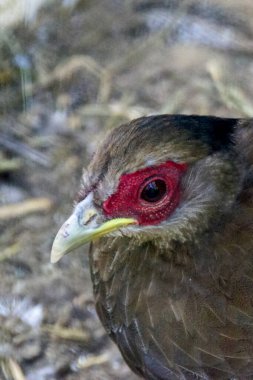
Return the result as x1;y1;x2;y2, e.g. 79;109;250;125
51;114;253;379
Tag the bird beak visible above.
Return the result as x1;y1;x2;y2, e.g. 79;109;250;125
51;193;137;264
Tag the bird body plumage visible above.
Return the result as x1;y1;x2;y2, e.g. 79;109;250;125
55;115;253;379
88;116;253;379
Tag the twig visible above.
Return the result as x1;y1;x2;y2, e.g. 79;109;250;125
0;133;51;168
77;353;109;369
0;243;20;262
0;198;53;220
4;359;26;380
42;324;90;343
207;61;253;116
0;158;22;173
37;55;104;88
78;102;152;120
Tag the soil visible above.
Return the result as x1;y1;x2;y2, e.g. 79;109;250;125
1;1;253;379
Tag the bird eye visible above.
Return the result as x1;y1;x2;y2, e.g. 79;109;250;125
140;179;167;203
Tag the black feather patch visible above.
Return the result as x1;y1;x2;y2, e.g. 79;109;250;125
137;114;238;152
172;115;237;152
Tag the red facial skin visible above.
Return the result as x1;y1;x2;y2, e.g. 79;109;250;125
103;161;187;226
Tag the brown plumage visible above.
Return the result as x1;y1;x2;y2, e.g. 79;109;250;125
51;115;253;379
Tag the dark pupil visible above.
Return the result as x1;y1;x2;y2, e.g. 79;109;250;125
141;180;167;202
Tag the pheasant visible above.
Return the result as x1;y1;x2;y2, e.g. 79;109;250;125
51;115;253;379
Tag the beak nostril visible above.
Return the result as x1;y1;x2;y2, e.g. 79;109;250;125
82;209;97;226
83;212;97;226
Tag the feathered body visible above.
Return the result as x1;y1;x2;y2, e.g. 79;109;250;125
53;115;253;379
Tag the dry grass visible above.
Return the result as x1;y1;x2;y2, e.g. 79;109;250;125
1;1;253;379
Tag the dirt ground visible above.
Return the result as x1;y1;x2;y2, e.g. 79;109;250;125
1;1;253;379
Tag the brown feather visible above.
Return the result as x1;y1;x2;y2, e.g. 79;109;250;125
82;115;253;379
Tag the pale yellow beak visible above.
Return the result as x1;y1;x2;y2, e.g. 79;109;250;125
51;193;137;264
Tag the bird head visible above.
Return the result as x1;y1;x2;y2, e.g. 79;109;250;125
51;114;242;263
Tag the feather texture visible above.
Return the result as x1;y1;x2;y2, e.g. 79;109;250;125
81;115;253;379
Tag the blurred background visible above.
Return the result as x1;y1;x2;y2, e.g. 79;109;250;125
1;1;253;379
